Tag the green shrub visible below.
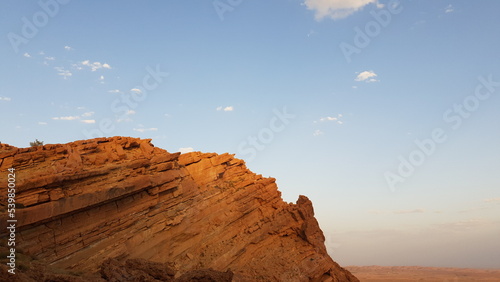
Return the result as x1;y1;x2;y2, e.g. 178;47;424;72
29;139;44;147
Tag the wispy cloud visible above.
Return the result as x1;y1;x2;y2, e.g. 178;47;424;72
393;209;425;214
116;109;135;123
315;114;343;124
64;45;73;51
434;219;488;231
80;60;112;71
369;208;425;215
484;197;500;203
178;147;194;154
52;111;96;121
38;122;47;125
320;116;337;122
444;4;454;13
304;0;383;20
459;206;489;213
54;67;72;79
133;128;158;133
217;106;234;112
108;89;121;94
45;56;55;61
355;70;379;82
313;129;324;136
23;52;31;58
307;30;317;37
52;115;80;121
0;97;12;102
130;88;141;93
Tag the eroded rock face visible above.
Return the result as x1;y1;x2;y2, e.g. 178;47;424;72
0;137;358;281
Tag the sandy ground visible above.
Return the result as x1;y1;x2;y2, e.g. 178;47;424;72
345;266;500;282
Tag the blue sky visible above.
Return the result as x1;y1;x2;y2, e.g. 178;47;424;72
1;0;500;268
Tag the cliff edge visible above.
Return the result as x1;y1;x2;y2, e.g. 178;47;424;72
0;137;358;281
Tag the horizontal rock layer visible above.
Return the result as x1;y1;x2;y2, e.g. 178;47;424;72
0;137;357;281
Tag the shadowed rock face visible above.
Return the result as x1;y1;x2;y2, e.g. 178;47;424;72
0;137;358;281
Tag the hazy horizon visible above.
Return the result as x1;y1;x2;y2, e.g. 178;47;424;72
1;0;499;269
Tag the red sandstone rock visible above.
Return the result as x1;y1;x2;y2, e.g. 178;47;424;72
0;137;358;281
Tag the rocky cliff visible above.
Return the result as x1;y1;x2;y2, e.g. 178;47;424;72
0;137;358;281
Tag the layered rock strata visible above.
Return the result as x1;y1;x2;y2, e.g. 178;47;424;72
0;137;357;281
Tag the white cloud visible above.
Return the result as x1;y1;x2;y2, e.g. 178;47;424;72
320;116;337;122
38;122;47;125
71;63;83;70
0;97;12;102
130;88;142;94
126;110;136;115
81;112;94;117
23;52;31;58
81;120;96;124
81;60;112;71
54;67;72;79
133;128;158;133
178;147;194;154
108;89;121;94
45;56;55;61
217;106;234;112
355;70;379;82
52;116;80;121
304;0;382;20
316;114;343;124
99;75;105;81
116;117;132;123
313;129;324;136
444;4;454;13
64;45;73;51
